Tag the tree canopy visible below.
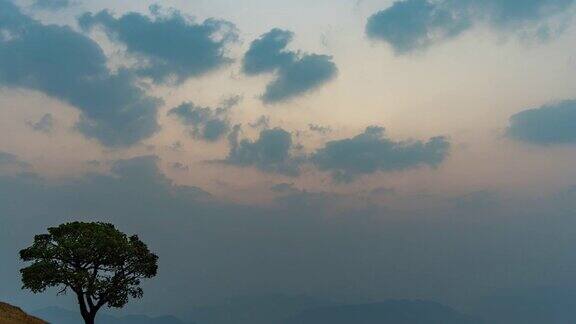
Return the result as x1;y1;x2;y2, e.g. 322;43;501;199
20;222;158;324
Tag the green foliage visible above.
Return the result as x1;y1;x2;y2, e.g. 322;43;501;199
19;222;158;322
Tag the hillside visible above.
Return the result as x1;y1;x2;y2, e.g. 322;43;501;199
0;302;46;324
285;300;481;324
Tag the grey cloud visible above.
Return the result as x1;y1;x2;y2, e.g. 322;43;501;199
272;187;343;211
0;0;161;147
262;54;337;103
85;160;102;167
220;95;243;110
369;186;397;196
474;0;575;27
242;29;337;103
242;29;296;75
507;99;576;144
79;6;238;85
169;141;184;151
308;123;332;134
452;190;500;210
311;126;450;182
26;113;54;133
366;0;470;54
168;101;232;142
0;151;30;171
3;155;576;316
32;0;72;10
170;162;190;171
270;182;298;194
366;0;575;53
224;125;449;180
249;116;270;130
225;126;302;176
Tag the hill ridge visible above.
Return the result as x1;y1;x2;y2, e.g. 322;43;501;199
0;302;47;324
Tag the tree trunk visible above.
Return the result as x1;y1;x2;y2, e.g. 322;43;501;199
79;309;95;324
76;292;96;324
80;310;96;324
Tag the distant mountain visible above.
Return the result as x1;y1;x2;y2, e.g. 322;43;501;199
285;300;481;324
29;298;482;324
32;307;192;324
189;294;330;324
0;302;46;324
471;287;576;324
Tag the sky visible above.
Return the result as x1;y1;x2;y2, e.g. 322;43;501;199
2;0;576;319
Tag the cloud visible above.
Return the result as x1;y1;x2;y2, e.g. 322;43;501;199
242;29;296;75
475;0;575;27
169;141;184;151
225;126;302;176
507;100;576;144
0;151;30;171
308;123;332;134
263;54;337;103
223;125;449;179
3;154;576;316
366;0;470;54
270;182;298;194
452;190;500;210
369;186;396;196
32;0;72;10
168;96;240;142
242;28;337;103
311;126;450;182
366;0;575;53
0;0;161;147
26;113;54;133
170;162;190;171
79;6;238;84
249;116;270;129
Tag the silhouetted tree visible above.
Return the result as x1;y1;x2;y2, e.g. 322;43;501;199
19;222;158;324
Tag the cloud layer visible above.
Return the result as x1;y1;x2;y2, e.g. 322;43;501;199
168;97;240;142
0;0;161;147
222;125;450;181
225;126;302;176
79;6;238;84
507;99;576;144
242;29;337;103
26;113;54;134
0;151;30;171
366;0;575;53
311;126;450;182
32;0;71;10
3;153;576;313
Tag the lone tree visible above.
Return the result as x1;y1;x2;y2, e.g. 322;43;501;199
19;222;158;324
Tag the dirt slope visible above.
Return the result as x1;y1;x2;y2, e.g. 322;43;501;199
0;302;47;324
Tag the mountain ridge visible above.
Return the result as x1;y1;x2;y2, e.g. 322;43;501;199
284;300;482;324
